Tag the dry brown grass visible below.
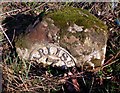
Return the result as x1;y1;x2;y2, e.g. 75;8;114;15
1;2;120;93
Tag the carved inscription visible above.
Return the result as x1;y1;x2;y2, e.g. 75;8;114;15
29;44;76;67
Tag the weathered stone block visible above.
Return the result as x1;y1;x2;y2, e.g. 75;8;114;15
15;7;108;70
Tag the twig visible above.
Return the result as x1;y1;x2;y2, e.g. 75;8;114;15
81;65;86;86
66;80;80;92
102;59;119;69
0;9;21;16
89;3;96;12
103;55;114;66
1;2;46;18
102;51;120;69
18;75;29;91
11;29;15;42
89;77;94;93
23;3;47;14
0;25;13;48
114;51;120;58
7;86;16;92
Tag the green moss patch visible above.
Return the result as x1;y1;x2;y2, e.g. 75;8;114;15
47;6;108;31
46;6;108;46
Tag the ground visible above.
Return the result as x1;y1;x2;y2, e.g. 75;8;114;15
1;2;120;93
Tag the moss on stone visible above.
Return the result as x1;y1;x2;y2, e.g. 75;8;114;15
46;6;108;48
15;6;108;50
48;6;108;31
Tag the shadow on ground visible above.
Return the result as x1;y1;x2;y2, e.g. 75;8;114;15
2;13;36;43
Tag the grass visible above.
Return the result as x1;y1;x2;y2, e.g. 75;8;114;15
1;2;120;93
